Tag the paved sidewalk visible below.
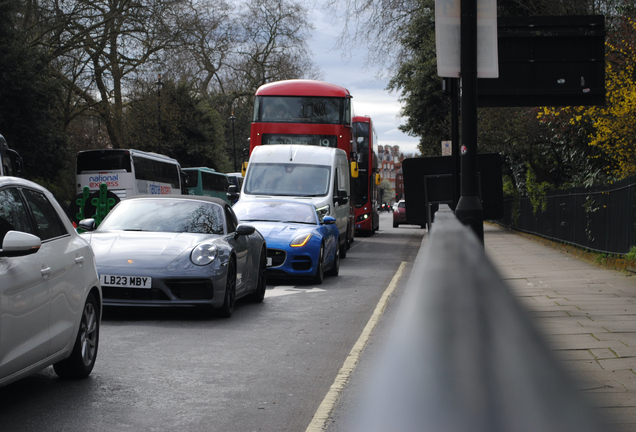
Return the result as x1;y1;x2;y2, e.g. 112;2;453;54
485;223;636;431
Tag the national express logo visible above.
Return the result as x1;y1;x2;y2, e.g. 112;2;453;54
88;174;119;188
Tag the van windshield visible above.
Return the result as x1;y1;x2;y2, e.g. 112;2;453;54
244;163;331;197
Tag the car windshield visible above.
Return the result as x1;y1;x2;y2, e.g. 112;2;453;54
244;163;330;197
97;199;225;234
233;201;317;225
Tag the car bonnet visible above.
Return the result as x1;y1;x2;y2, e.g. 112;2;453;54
85;231;219;269
247;222;316;247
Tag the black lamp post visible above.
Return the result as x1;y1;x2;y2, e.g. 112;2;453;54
230;112;237;171
156;73;163;148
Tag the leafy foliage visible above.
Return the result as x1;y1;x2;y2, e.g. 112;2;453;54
0;0;67;181
543;16;636;180
386;0;447;156
0;0;318;205
124;80;232;172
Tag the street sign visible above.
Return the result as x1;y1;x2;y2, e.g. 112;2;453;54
435;0;499;78
478;15;606;107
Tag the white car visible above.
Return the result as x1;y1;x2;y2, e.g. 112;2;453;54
0;177;101;387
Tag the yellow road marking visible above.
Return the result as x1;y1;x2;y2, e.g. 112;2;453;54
305;261;408;432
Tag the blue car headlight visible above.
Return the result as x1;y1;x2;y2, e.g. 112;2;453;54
290;233;312;247
191;243;218;266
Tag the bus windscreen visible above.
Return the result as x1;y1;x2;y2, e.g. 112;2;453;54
254;96;345;125
352;122;370;206
77;150;132;174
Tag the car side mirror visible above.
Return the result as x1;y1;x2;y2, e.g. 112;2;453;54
227;185;240;202
335;190;348;205
322;216;336;225
0;231;41;257
78;218;97;232
351;161;359;178
235;224;256;237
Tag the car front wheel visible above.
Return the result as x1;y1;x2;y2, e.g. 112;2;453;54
249;247;267;303
53;292;100;379
327;243;340;277
314;245;324;284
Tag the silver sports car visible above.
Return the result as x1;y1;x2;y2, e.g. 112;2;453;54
79;196;266;318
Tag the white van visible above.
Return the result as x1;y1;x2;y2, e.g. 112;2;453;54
240;145;351;257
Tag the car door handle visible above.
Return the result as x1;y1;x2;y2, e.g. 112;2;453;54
75;256;84;264
41;267;51;277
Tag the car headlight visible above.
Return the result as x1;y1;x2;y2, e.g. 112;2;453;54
290;233;312;247
316;205;330;219
191;243;218;266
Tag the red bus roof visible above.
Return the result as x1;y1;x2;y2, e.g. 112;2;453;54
353;115;371;123
255;80;351;98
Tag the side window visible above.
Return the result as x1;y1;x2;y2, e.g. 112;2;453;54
225;206;237;233
0;188;34;244
21;189;67;241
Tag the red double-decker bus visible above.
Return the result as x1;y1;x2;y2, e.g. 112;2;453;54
352;116;380;234
249;79;354;155
249;79;357;245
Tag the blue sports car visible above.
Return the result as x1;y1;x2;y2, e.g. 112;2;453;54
232;200;339;284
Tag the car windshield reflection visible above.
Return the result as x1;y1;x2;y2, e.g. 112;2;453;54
233;201;318;225
98;199;225;234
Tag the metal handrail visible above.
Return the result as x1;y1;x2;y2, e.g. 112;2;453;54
349;206;604;431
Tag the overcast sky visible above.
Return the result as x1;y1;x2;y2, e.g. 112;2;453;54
307;6;422;156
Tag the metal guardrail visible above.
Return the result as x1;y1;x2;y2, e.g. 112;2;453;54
350;206;604;431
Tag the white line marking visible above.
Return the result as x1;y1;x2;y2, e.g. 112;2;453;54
305;261;408;432
265;286;327;298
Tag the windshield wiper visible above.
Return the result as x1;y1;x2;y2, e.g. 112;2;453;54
240;219;281;222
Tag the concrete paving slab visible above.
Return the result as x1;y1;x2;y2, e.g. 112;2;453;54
485;223;636;427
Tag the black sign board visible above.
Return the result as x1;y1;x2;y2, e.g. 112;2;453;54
403;154;504;225
478;15;605;107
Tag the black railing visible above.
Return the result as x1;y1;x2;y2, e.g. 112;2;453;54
498;176;636;255
349;207;603;431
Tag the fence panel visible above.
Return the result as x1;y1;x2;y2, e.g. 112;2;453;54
499;176;636;254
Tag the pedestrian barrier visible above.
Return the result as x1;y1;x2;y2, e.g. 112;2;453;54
349;205;604;431
73;183;118;230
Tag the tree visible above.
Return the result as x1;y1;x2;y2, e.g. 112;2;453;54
386;1;446;156
124;80;232;172
167;0;237;97
0;0;67;183
24;0;186;149
546;14;636;180
379;179;393;203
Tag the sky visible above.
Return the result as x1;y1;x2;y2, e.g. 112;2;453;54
307;6;422;157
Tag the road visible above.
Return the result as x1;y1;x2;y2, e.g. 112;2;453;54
0;213;425;432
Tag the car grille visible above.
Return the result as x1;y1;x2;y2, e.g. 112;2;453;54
165;279;214;300
267;249;286;267
103;287;170;301
291;255;312;271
